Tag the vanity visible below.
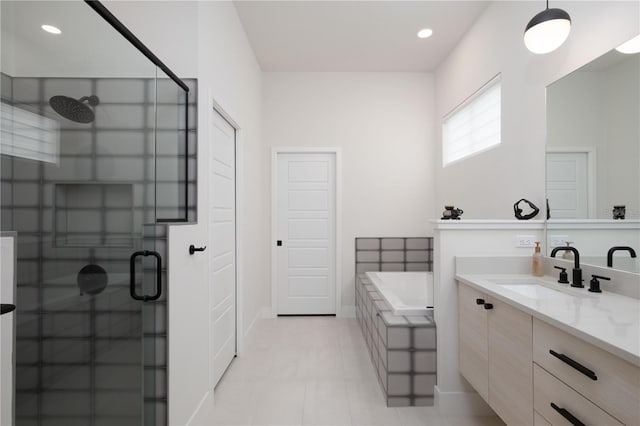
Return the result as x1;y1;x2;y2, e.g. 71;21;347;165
455;257;640;426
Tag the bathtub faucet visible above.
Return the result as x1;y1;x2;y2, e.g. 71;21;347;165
607;246;637;268
550;246;582;288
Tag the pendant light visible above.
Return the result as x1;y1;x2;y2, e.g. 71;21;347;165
524;0;571;54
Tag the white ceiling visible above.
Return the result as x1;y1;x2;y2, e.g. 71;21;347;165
233;1;490;72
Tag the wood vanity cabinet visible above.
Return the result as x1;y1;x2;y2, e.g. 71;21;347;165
457;282;533;426
458;281;640;426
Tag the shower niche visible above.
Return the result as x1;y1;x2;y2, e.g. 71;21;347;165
53;183;134;248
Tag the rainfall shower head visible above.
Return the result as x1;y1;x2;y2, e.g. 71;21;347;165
49;95;100;123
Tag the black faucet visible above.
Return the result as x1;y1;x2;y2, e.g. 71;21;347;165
607;246;637;268
550;246;583;287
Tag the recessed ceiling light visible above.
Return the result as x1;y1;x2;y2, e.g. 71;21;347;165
417;28;433;39
616;34;640;54
41;24;61;35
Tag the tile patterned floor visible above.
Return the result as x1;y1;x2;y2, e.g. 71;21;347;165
196;317;505;426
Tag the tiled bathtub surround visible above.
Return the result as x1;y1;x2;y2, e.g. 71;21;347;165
355;237;433;273
355;274;436;407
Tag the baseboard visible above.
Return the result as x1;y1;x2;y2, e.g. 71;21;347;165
185;390;213;426
339;305;356;317
434;386;495;416
243;309;261;340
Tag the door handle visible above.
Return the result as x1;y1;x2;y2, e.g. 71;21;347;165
0;304;16;315
129;250;162;302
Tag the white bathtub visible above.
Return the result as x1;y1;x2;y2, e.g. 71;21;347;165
365;271;434;316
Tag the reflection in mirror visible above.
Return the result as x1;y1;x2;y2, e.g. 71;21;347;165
546;35;640;273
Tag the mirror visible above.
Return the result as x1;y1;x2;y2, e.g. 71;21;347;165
545;36;640;273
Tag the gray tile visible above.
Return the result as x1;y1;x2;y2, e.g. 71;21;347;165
42;391;91;416
95;391;139;416
13;78;41;103
356;263;379;273
381;238;404;250
381;263;404;271
381;312;407;326
96;78;145;103
414;373;436;395
387;327;411;349
406;250;429;262
15;366;38;390
356;238;380;250
357;251;380;262
414;327;437;350
42;365;90;390
405;316;433;326
388;374;411;396
406;262;430;271
375;300;391;312
96;365;141;389
42;312;90;337
406;238;431;250
381;251;404;262
387;350;411;372
414;351;437;373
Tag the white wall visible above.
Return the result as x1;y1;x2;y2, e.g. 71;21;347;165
106;2;265;424
263;72;435;312
434;1;640;219
433;222;545;415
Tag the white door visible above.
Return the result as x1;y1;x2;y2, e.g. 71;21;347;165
276;153;336;315
209;110;237;387
546;152;589;219
1;236;16;426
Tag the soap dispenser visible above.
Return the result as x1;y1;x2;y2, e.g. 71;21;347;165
532;242;544;277
562;242;574;261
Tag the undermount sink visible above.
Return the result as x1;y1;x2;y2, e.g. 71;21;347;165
499;284;566;299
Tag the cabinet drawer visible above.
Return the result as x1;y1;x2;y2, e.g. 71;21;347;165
534;364;623;426
533;319;640;425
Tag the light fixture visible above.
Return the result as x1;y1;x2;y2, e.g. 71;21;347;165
524;0;571;54
41;24;61;35
417;28;433;39
616;34;640;54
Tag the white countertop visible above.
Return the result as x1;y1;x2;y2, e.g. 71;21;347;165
455;273;640;367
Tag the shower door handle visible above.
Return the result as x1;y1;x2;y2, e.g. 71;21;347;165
129;250;162;302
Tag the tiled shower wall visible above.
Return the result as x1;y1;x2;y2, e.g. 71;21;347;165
355;237;434;273
0;73;196;425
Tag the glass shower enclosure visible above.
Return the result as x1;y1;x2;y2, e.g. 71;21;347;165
0;1;195;424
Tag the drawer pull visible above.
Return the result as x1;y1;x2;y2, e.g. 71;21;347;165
550;402;585;426
476;298;485;305
549;349;598;381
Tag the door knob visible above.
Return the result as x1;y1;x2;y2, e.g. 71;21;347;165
1;304;16;315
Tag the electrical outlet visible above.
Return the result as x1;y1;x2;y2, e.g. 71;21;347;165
515;235;536;248
549;235;569;247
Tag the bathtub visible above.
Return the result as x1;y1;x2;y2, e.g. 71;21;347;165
365;271;434;316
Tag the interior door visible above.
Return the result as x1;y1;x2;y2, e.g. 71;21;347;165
209;110;237;388
276;153;336;315
1;235;16;426
546;152;589;218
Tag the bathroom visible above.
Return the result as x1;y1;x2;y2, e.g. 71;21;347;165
0;1;638;425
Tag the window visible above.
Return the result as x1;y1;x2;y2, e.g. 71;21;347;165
443;75;501;166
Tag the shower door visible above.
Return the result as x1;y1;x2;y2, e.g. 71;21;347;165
0;1;191;424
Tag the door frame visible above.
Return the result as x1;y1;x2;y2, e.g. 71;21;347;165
271;147;342;317
546;146;596;219
208;96;243;383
